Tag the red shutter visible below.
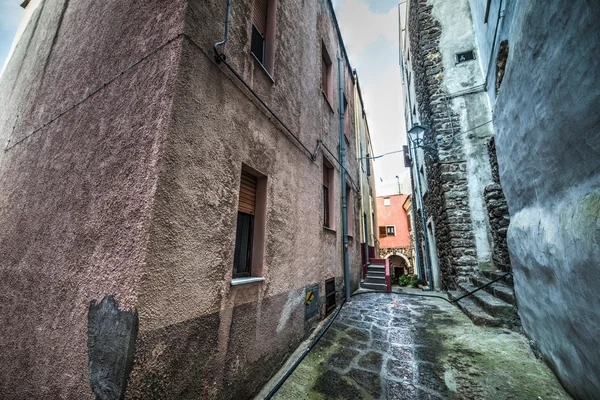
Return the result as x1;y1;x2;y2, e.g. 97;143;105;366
252;0;269;36
239;171;257;215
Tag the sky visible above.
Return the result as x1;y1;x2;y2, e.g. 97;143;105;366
0;0;410;195
332;0;411;196
0;1;24;73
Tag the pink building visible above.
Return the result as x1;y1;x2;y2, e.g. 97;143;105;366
0;0;376;398
376;194;414;275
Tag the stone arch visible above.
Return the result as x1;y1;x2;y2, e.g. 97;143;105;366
387;254;410;277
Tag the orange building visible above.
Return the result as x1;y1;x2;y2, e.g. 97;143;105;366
376;194;414;275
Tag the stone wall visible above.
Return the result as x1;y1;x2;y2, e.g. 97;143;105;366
408;0;481;289
484;137;511;272
494;1;600;398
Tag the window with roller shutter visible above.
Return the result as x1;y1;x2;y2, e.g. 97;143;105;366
234;171;257;277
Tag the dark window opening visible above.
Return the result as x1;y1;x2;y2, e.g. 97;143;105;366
251;26;265;64
379;226;387;238
325;278;336;314
233;213;254;277
322;42;333;102
323;185;330;227
366;154;371;176
234;170;258;277
456;50;475;63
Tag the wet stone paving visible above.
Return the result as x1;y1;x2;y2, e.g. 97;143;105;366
268;291;570;400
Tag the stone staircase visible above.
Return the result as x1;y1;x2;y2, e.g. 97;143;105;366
361;263;388;291
448;271;520;329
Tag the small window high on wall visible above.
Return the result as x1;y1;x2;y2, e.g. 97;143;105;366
323;159;335;230
251;0;276;75
321;42;333;103
346;183;354;237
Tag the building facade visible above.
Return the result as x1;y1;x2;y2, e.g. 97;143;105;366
376;194;414;276
353;71;378;268
400;0;498;292
401;0;600;398
0;0;375;398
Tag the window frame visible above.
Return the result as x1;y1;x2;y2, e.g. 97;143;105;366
233;165;268;280
321;41;333;104
323;158;335;230
250;0;277;76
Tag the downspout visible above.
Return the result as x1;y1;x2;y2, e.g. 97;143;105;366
400;49;425;280
213;0;231;58
339;56;351;303
410;141;434;290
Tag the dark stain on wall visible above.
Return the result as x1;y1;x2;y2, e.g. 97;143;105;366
88;296;139;400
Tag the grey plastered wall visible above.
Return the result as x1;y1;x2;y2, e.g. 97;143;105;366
494;1;600;398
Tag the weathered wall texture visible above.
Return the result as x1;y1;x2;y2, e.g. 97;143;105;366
0;0;184;397
0;0;364;398
484;137;511;272
494;1;600;398
127;0;362;398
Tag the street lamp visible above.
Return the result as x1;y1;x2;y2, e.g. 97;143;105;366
407;124;426;147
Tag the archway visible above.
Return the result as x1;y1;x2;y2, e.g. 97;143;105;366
388;254;409;278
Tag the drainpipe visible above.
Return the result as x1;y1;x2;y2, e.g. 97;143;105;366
400;50;425;280
339;56;351;303
410;141;434;290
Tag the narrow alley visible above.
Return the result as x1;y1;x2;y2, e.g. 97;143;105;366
0;0;598;398
260;291;569;400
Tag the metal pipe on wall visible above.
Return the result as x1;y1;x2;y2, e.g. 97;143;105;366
338;56;351;303
400;50;425;280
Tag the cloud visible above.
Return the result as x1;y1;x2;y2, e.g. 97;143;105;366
334;0;399;62
333;0;411;192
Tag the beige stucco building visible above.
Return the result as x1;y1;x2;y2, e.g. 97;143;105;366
0;0;376;398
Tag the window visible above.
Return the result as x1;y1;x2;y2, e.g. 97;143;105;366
321;42;333;103
456;50;475;63
379;225;395;238
484;0;492;23
407;215;413;232
343;96;350;141
325;278;336;315
365;154;371;176
251;0;276;74
234;167;267;279
323;159;335;229
346;183;353;237
384;197;391;206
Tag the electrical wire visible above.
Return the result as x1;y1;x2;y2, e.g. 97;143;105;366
5;34;185;152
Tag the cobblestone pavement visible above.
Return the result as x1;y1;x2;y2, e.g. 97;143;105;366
266;291;570;400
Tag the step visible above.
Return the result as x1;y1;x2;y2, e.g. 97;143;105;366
481;270;513;286
368;265;385;271
457;282;515;320
470;276;516;306
364;275;386;284
367;271;385;277
361;282;387;291
448;291;502;327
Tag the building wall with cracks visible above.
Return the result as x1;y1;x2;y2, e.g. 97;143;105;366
0;0;373;398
